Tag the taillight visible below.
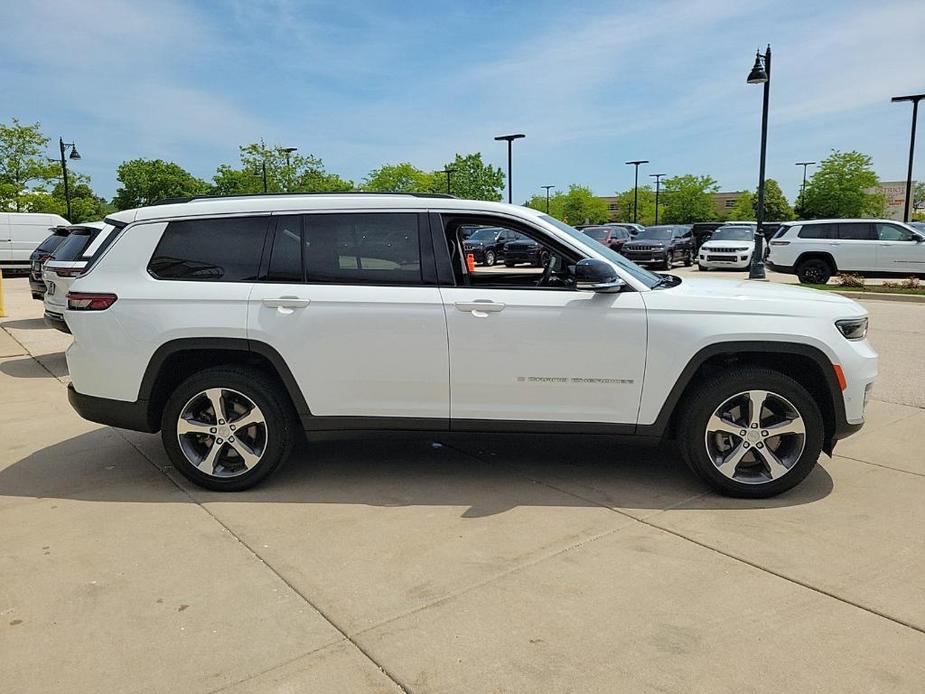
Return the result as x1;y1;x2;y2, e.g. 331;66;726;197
54;267;84;278
66;292;118;311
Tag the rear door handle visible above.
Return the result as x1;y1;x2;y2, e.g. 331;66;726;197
262;296;311;309
454;300;505;316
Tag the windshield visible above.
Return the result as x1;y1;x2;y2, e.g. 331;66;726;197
582;228;610;241
711;227;754;241
539;215;662;288
636;227;674;240
468;228;500;242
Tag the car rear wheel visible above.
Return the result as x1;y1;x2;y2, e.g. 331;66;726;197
678;367;823;498
796;257;833;284
684;250;693;267
161;366;298;491
484;250;496;266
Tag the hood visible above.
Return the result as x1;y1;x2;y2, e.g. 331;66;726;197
648;277;867;319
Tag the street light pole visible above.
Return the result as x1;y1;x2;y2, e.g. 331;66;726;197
541;185;555;213
746;45;771;281
794;161;815;214
494;133;525;203
891;93;924;223
282;146;297;192
625;160;648;224
649;173;666;225
440;167;456;195
58;137;81;221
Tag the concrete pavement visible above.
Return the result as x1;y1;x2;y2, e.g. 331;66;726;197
1;276;924;693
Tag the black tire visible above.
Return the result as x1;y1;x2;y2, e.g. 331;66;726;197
659;255;671;270
698;264;709;271
161;366;298;491
683;250;693;267
677;367;824;498
796;257;833;284
504;260;515;267
484;250;496;266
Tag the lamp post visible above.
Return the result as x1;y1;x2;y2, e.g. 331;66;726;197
891;93;924;223
440;167;456;195
649;173;666;225
282;146;297;192
794;161;815;214
541;185;555;213
746;45;771;281
494;133;525;203
253;161;268;193
625;160;648;224
58;137;81;221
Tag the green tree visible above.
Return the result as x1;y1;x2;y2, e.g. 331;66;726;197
211;141;353;195
524;190;567;218
798;150;884;219
524;185;608;224
27;173;113;222
435;153;504;200
0;118;60;212
613;186;658;226
661;174;719;223
912;181;925;214
362;162;434;193
728;191;756;221
755;179;794;221
113;159;209;209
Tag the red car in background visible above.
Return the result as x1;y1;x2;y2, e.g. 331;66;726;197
581;225;631;253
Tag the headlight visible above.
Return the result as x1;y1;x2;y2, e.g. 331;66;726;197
836;317;868;340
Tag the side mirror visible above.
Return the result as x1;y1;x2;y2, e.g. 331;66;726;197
575;258;625;293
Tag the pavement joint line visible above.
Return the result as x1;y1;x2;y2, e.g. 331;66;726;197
834;454;925;478
441;441;925;639
111;427;413;694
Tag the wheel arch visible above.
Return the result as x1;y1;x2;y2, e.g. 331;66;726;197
139;338;310;433
639;341;846;455
795;251;838;272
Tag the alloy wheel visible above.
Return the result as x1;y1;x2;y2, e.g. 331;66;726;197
703;389;806;485
176;387;268;478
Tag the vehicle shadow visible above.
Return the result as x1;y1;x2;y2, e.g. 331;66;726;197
0;353;67;379
0;428;834;516
0;318;47;330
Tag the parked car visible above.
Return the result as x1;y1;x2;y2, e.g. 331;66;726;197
0;212;70;274
581;225;631;253
28;226;73;299
697;226;756;271
766;219;925;284
462;226;524;266
503;235;547;266
613;223;645;237
691;222;726;251
65;193;875;499
620;225;694;269
42;222;113;332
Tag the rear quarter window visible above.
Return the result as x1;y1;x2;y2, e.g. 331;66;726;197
149;216;269;281
797;224;835;239
51;230;98;260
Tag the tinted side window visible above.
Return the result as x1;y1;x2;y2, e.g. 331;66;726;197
798;224;835;239
149;216;268;281
52;230;98;260
303;213;421;285
876;223;915;241
37;234;67;253
837;223;876;240
267;216;303;282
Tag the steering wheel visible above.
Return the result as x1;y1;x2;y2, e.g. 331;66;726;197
534;250;553;287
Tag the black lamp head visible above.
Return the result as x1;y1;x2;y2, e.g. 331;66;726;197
747;51;768;84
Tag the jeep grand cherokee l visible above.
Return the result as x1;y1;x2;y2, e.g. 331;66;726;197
64;193;876;498
621;225;694;269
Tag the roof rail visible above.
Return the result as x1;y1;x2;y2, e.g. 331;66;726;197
151;191;457;206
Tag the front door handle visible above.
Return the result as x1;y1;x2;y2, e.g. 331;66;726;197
262;296;311;309
454;300;505;317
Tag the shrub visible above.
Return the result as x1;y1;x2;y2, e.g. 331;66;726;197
901;276;921;290
835;273;865;288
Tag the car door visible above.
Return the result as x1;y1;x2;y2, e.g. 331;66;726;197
247;212;449;423
436;215;646;426
833;222;878;271
875;222;925;274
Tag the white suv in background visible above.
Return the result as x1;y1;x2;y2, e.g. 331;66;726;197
767;219;925;284
42;221;112;332
697;225;756;270
64;194;876;498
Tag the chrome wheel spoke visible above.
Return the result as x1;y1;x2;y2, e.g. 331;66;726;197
177;418;214;436
229;439;260;469
707;414;743;437
230;409;264;430
764;417;805;438
205;388;226;423
756;445;790;480
718;442;750;478
197;440;223;474
747;390;768;429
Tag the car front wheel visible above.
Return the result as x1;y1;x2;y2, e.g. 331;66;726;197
796;258;833;284
684;250;693;267
484;250;496;266
161;366;297;491
677;367;823;498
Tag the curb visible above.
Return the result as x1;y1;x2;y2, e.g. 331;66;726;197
828;290;925;304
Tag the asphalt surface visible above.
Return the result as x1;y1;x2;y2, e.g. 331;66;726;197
1;274;923;693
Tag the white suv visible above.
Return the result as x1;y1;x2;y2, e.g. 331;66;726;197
697;225;756;270
767;219;925;284
64;194;877;498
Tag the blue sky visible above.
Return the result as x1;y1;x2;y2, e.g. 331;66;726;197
3;0;923;202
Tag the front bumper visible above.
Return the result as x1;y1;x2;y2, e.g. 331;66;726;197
623;250;668;264
698;253;752;269
505;249;541;264
463;246;487;263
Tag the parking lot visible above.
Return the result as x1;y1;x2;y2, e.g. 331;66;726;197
2;272;924;692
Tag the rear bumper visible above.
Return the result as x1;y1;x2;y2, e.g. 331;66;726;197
43;311;70;334
29;275;46;299
67;384;157;433
765;260;795;274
